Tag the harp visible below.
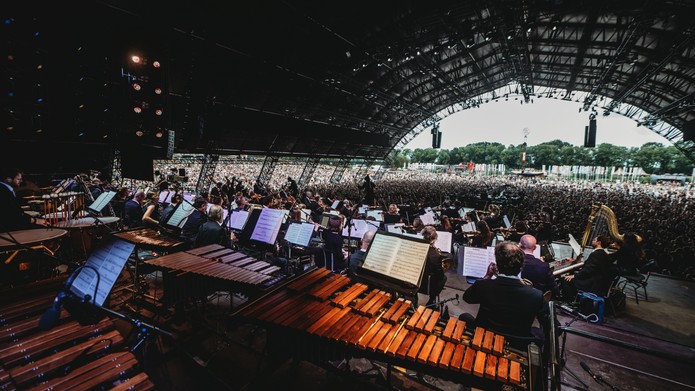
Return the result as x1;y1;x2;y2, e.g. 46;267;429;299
581;203;641;250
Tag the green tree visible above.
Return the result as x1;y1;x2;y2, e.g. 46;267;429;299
593;143;629;167
437;149;451;165
411;148;438;163
632;143;665;174
389;150;410;168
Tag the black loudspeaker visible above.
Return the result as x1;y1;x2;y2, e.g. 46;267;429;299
584;119;597;147
432;130;442;149
178;168;186;176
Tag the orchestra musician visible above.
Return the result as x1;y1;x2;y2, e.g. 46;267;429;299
383;204;402;224
470;220;494;248
561;235;617;299
504;220;528;243
358;174;375;206
347;229;376;281
194;205;231;248
124;191;145;229
141;190;161;229
0;168;43;232
319;215;347;271
419;226;448;306
180;197;208;248
519;235;561;300
460;241;548;346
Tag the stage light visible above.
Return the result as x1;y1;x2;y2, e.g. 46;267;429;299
7;54;14;61
36;64;43;70
133;106;142;114
6;126;13;131
135;129;144;137
154;88;162;95
131;55;141;64
133;83;141;91
155;109;163;116
155;129;164;138
36;129;42;133
152;61;161;68
36;98;43;103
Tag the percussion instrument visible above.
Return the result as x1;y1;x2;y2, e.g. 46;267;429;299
112;227;185;253
144;244;291;306
238;269;539;389
0;278;154;390
55;217;120;259
0;228;68;251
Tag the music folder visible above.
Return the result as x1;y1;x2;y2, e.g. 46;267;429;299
354;231;430;297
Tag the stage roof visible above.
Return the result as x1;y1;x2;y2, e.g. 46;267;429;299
3;0;694;171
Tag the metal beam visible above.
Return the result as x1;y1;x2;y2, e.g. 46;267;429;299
195;153;219;195
257;155;279;188
330;157;352;184
298;156;321;188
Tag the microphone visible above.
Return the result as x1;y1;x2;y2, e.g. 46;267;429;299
38;290;73;330
580;361;604;385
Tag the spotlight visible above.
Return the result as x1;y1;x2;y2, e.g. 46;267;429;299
135;129;144;137
134;106;142;114
131;55;141;64
153;61;161;68
155;109;163;116
36;128;42;133
154;88;162;95
133;83;141;91
155;129;164;138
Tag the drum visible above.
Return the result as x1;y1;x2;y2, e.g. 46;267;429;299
56;217;120;259
0;228;68;250
0;228;69;279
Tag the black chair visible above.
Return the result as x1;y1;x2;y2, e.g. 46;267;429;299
618;260;656;304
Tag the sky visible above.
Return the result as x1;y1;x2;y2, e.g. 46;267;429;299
404;98;671;150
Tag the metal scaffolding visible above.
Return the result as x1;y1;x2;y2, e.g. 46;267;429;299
330;157;352;183
257;155;279;187
298;156;321;188
195;153;219;195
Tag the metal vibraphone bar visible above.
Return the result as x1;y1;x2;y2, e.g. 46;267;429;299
239;268;536;390
144;244;289;306
0;285;154;390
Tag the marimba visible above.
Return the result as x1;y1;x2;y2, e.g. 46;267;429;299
0;279;154;390
144;244;290;306
239;269;540;390
112;227;185;253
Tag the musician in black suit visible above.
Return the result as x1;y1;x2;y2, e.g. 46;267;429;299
419;226;447;306
180;197;208;248
123;191;145;229
319;215;346;271
462;241;546;339
0;168;37;232
347;229;375;280
520;234;560;299
563;235;617;297
358;174;375;206
383;204;402;224
195;205;230;248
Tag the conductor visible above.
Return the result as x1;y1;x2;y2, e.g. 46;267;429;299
358;174;376;206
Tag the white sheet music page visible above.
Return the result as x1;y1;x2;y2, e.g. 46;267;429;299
284;222;314;247
229;210;249;230
342;219;379;238
251;208;286;244
435;231;452;253
70;239;135;306
462;246;495;278
361;233;429;287
419;213;436;226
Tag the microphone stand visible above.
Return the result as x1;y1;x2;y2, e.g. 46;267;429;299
580;361;619;391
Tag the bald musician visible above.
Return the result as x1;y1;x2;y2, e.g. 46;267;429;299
520;234;561;299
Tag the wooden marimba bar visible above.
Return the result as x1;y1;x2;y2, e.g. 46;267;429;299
239;268;534;390
144;244;288;305
112;227;185;253
0;288;154;390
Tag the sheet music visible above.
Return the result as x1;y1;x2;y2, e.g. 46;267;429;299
88;190;116;213
361;233;430;287
461;246;496;278
331;200;340;209
250;208;287;245
342;219;379;238
462;222;476;232
419;213;435;226
70;239;135;306
358;206;367;214
434;231;452;253
459;207;474;218
503;215;511;229
167;200;195;227
229;210;249;230
284;222;315;247
568;234;582;258
385;223;405;233
301;209;312;222
366;209;384;222
533;245;541;258
158;190;174;204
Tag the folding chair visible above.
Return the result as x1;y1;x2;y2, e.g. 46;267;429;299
618;260;656;304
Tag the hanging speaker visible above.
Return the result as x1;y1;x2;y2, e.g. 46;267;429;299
584;119;596;147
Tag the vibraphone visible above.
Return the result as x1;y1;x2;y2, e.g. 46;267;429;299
0;280;154;390
112;227;185;253
239;268;540;390
144;244;290;306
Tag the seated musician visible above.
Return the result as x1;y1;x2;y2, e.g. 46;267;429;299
141;191;161;230
160;193;182;224
519;234;560;300
0;168;43;231
382;204;402;224
562;235;617;299
461;241;547;344
347;230;376;280
470;220;494;248
195;205;231;248
419;226;447;306
319;215;347;271
123;191;145;228
611;232;645;276
484;204;503;229
506;221;528;243
180;197;208;248
403;216;425;234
